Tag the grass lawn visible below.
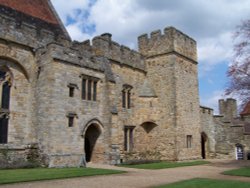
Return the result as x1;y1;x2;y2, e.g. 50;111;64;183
223;167;250;177
0;167;124;184
154;178;250;188
119;160;209;169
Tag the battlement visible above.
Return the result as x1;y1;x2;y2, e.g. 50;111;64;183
219;98;237;119
71;33;145;71
138;27;197;62
200;106;214;116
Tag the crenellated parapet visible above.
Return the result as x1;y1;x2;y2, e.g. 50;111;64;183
200;106;214;116
138;27;197;63
74;33;145;71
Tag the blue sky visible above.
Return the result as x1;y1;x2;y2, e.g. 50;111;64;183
51;0;250;113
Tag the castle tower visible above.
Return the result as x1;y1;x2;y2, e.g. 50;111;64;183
138;27;201;160
219;98;237;120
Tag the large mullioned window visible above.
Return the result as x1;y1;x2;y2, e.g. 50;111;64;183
81;75;99;101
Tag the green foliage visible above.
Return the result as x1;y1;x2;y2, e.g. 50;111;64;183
223;167;250;177
119;160;209;169
0;168;124;184
154;178;250;188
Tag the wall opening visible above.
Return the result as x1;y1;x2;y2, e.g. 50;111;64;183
140;122;158;133
236;144;244;160
84;123;101;162
0;68;12;144
201;132;207;159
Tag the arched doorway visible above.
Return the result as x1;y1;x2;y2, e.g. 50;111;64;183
84;123;102;162
201;132;207;159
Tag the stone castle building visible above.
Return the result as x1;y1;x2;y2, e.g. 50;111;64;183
0;0;249;168
200;99;250;161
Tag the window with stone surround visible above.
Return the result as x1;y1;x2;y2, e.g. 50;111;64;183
81;75;99;101
187;135;192;148
124;126;135;152
122;84;132;109
68;83;78;98
0;68;12;144
67;113;77;127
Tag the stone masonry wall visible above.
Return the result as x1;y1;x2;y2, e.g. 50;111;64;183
138;27;201;161
200;106;216;158
0;38;39;167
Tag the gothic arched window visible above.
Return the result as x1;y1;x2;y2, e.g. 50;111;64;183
0;68;12;144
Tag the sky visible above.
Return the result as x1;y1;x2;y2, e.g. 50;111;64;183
51;0;250;114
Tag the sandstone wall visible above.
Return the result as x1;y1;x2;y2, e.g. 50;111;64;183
200;106;216;158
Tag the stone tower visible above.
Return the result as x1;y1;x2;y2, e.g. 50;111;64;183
138;27;201;160
219;98;237;121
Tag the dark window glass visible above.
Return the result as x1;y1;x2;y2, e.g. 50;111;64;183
122;90;126;108
69;87;74;97
0;115;8;143
1;81;11;110
124;128;128;151
82;79;86;100
127;91;131;109
93;81;97;101
87;80;92;100
68;116;74;127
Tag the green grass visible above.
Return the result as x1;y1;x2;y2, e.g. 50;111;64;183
0;167;124;184
154;178;250;188
119;160;209;169
223;167;250;177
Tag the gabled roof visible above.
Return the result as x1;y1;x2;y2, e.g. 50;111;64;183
0;0;70;40
241;101;250;116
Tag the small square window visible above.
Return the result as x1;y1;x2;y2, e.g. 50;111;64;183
187;135;192;148
69;87;74;97
67;113;77;127
68;83;78;98
68;116;74;127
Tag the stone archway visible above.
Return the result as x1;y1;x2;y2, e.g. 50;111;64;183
83;119;103;163
201;132;207;159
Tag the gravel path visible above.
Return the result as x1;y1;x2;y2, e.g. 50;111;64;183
1;160;250;188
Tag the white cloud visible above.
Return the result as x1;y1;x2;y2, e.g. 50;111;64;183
198;32;233;76
66;23;92;41
51;0;90;23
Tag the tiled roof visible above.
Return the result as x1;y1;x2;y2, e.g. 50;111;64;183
0;0;70;39
241;101;250;116
0;0;58;24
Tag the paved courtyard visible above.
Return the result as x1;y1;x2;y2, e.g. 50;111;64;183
1;160;250;188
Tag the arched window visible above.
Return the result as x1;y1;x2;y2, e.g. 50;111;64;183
0;67;12;143
122;84;133;109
